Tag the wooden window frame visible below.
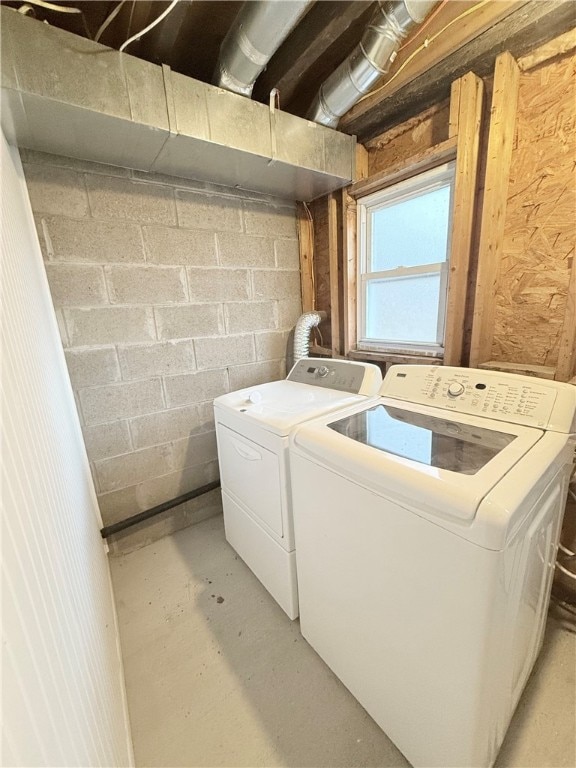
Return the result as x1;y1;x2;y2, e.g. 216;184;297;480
343;72;484;367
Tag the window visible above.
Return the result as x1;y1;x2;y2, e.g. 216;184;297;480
357;162;455;356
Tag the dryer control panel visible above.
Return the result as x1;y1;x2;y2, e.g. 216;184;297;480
287;358;381;395
381;365;576;433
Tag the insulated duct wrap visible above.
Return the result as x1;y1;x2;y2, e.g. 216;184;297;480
214;0;313;97
293;311;327;360
307;0;439;127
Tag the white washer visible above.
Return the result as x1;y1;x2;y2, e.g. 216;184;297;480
214;358;382;620
290;365;576;768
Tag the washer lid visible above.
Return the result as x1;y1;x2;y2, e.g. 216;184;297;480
291;398;544;523
214;380;367;436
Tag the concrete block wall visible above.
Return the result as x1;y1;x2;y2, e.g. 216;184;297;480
22;150;303;532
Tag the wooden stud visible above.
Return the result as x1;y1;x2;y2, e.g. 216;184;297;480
469;52;520;368
349;137;457;199
556;259;576;382
296;202;315;313
478;361;556;380
328;193;341;356
443;72;484;366
448;78;461;139
341;188;358;355
354;143;369;181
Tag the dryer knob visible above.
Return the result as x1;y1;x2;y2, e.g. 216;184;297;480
447;382;465;398
248;391;262;404
317;366;330;378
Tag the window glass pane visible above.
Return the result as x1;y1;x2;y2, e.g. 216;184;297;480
370;185;451;272
366;273;440;344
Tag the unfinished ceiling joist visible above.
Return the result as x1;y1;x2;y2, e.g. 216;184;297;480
341;0;576;141
0;8;355;201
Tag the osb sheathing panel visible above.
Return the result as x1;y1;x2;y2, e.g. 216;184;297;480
366;100;450;175
491;53;576;367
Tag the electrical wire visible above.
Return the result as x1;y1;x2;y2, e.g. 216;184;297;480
356;0;492;106
397;0;448;52
95;0;126;43
119;0;180;52
18;0;81;13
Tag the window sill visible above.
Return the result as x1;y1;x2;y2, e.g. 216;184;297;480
348;348;444;366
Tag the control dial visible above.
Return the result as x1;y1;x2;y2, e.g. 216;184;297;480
317;366;330;378
447;382;465;398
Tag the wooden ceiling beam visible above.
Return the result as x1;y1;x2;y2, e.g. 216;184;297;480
340;0;575;141
253;0;373;107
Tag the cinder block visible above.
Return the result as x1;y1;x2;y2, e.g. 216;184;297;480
176;190;242;232
170;431;219;469
105;486;222;553
45;264;108;306
129;405;202;450
276;298;303;329
217;233;275;267
252;270;301;300
23;164;88;217
82;420;132;462
164;369;228;407
143;226;217;266
274;238;300;269
65;306;156;346
186;268;249;302
105;265;187;305
99;460;220;532
80;378;165;426
95;442;174;493
196;401;216;432
118;340;196;380
97;484;140;527
254;330;289;362
195;334;255;370
225;301;276;333
228;360;285;391
243;200;297;239
155;304;223;340
86;175;176;225
40;216;145;263
65;347;120;388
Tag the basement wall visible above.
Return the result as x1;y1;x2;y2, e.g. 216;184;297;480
22;150;302;536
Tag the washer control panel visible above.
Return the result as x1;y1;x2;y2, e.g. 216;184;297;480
381;365;569;430
288;358;381;395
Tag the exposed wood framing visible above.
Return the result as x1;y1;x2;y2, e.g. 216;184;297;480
327;193;341;356
342;188;357;355
349;137;457;199
469;52;520;368
354;143;369;182
296;202;315;313
341;0;575;141
555;260;576;382
443;73;484;366
448;79;461;139
478;361;556;380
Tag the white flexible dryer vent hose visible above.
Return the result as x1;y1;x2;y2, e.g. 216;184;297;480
293;311;327;360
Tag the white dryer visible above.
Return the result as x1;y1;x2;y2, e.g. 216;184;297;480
290;365;576;768
214;358;382;620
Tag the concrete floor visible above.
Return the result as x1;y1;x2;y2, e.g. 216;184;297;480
110;515;576;768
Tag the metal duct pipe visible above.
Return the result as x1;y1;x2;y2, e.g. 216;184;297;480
293;311;327;360
214;0;313;97
307;0;439;127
